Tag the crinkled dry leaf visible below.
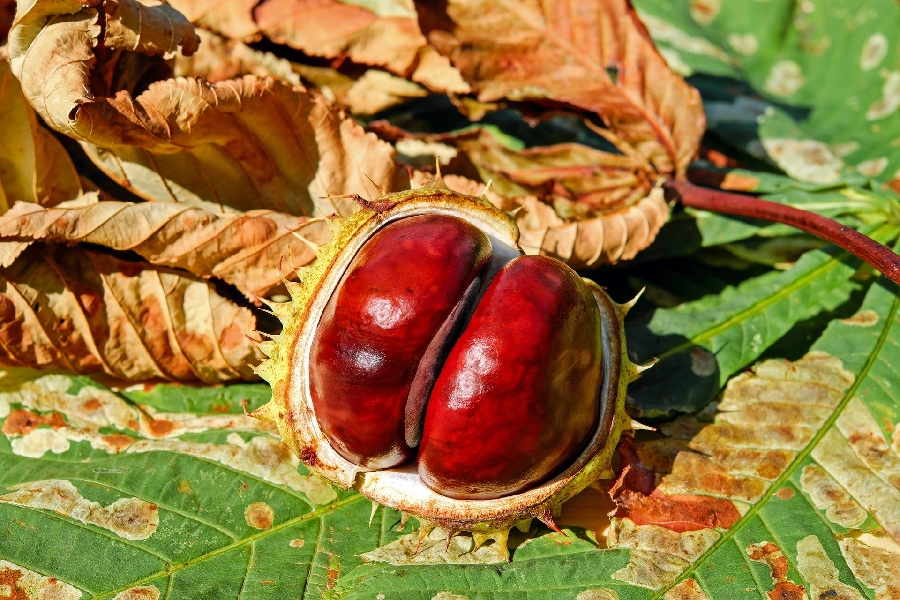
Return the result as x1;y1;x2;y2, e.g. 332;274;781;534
421;0;705;177
174;28;303;86
0;200;331;299
174;28;428;115
8;0;406;216
0;244;261;383
0;57;82;214
168;0;469;95
391;126;670;267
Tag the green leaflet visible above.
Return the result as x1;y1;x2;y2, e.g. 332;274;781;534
626;238;867;418
632;0;900;183
651;265;900;599
0;372;406;599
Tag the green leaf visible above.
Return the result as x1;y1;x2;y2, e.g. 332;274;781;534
0;370;410;599
633;0;900;184
626;242;864;418
646;269;900;599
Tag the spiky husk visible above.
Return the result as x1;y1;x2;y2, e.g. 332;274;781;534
251;179;636;557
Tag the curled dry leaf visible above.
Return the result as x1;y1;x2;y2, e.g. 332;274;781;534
174;29;428;116
421;0;705;177
0;244;261;383
167;0;469;95
458;133;667;267
392;126;670;267
0;57;82;214
8;0;406;216
0;200;331;300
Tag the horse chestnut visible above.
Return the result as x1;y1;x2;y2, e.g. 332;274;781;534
252;180;638;547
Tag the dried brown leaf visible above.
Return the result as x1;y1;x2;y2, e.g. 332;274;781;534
174;29;428;115
389;126;669;267
0;200;330;299
8;0;406;216
168;0;469;95
0;57;82;214
0;244;261;383
420;0;705;176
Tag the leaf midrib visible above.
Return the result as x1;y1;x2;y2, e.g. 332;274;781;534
653;244;861;364
651;286;900;599
90;494;365;600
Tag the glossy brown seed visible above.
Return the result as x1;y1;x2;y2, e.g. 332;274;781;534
417;255;603;499
310;214;491;468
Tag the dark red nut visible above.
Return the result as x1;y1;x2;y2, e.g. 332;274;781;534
417;255;602;499
310;214;491;468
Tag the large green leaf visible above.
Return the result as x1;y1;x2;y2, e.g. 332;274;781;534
632;0;900;185
625;241;865;418
0;371;407;599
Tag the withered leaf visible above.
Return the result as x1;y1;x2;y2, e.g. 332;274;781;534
167;0;470;95
0;56;82;214
0;244;261;383
174;29;428;116
421;0;705;176
9;0;406;216
0;200;331;299
392;126;670;267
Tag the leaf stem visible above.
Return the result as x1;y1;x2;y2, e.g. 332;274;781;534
665;178;900;286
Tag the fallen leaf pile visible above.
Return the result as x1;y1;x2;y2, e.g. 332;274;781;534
0;0;704;383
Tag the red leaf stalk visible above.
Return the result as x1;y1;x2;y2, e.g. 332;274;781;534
665;179;900;287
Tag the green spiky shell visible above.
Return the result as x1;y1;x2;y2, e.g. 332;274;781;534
251;179;638;556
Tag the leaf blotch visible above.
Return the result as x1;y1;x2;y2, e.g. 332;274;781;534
0;480;158;540
800;465;866;529
664;579;710;600
244;501;274;529
0;560;81;600
1;409;67;436
111;586;160;600
776;487;795;500
796;536;864;600
747;541;806;600
840;310;879;327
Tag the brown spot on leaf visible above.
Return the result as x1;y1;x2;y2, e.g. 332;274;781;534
800;464;866;529
112;586;161;600
776;487;794;500
840;310;879;327
0;566;26;600
289;538;305;548
101;434;136;453
611;438;741;532
796;536;864;600
747;541;806;600
0;480;158;540
144;418;174;438
0;561;81;599
720;172;760;192
1;409;67;436
244;501;274;529
665;579;710;600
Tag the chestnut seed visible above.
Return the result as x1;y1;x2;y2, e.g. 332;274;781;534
310;214;492;468
417;255;603;499
251;182;634;542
